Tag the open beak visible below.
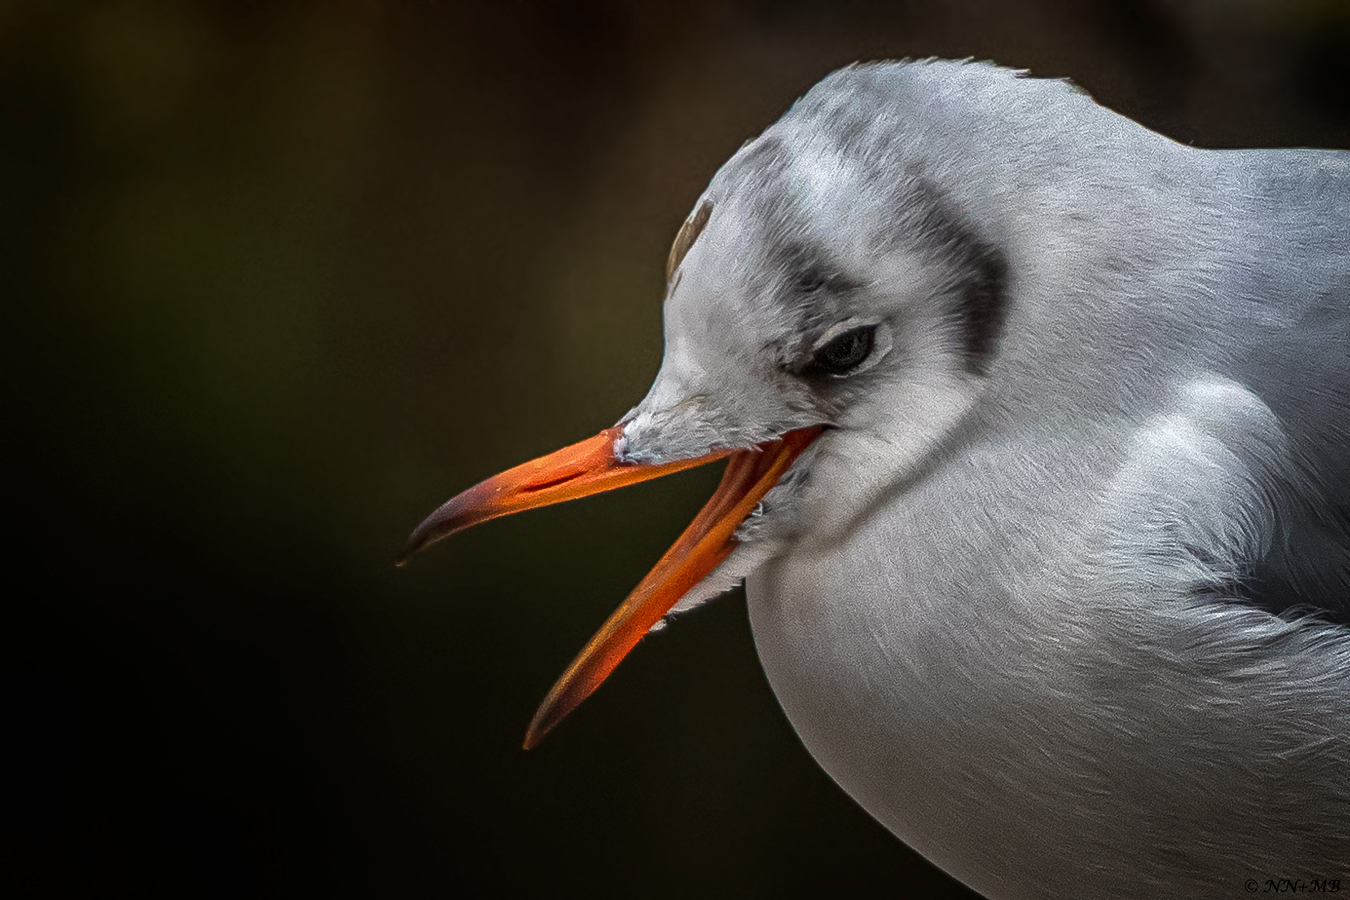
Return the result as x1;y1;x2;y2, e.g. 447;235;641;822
398;423;824;748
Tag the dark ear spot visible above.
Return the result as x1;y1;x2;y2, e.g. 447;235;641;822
904;180;1009;377
957;245;1007;376
666;200;714;283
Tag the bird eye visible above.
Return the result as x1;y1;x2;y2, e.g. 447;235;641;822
808;325;875;377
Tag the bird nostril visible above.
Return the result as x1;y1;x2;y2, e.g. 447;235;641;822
519;470;587;493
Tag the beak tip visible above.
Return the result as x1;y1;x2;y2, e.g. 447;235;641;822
522;724;544;752
524;703;563;750
394;536;423;568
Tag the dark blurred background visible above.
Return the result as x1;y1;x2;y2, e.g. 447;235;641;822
8;1;1348;896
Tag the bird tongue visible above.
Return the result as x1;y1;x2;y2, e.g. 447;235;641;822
399;424;824;746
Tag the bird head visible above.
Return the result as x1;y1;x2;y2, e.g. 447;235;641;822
400;63;1017;746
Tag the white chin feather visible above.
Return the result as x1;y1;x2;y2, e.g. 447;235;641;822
647;539;781;633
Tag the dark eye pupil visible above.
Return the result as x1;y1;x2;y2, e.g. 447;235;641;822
811;326;874;376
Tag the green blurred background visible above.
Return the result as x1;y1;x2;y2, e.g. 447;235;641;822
8;1;1348;896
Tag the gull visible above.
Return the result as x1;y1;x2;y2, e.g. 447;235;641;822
400;61;1349;899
